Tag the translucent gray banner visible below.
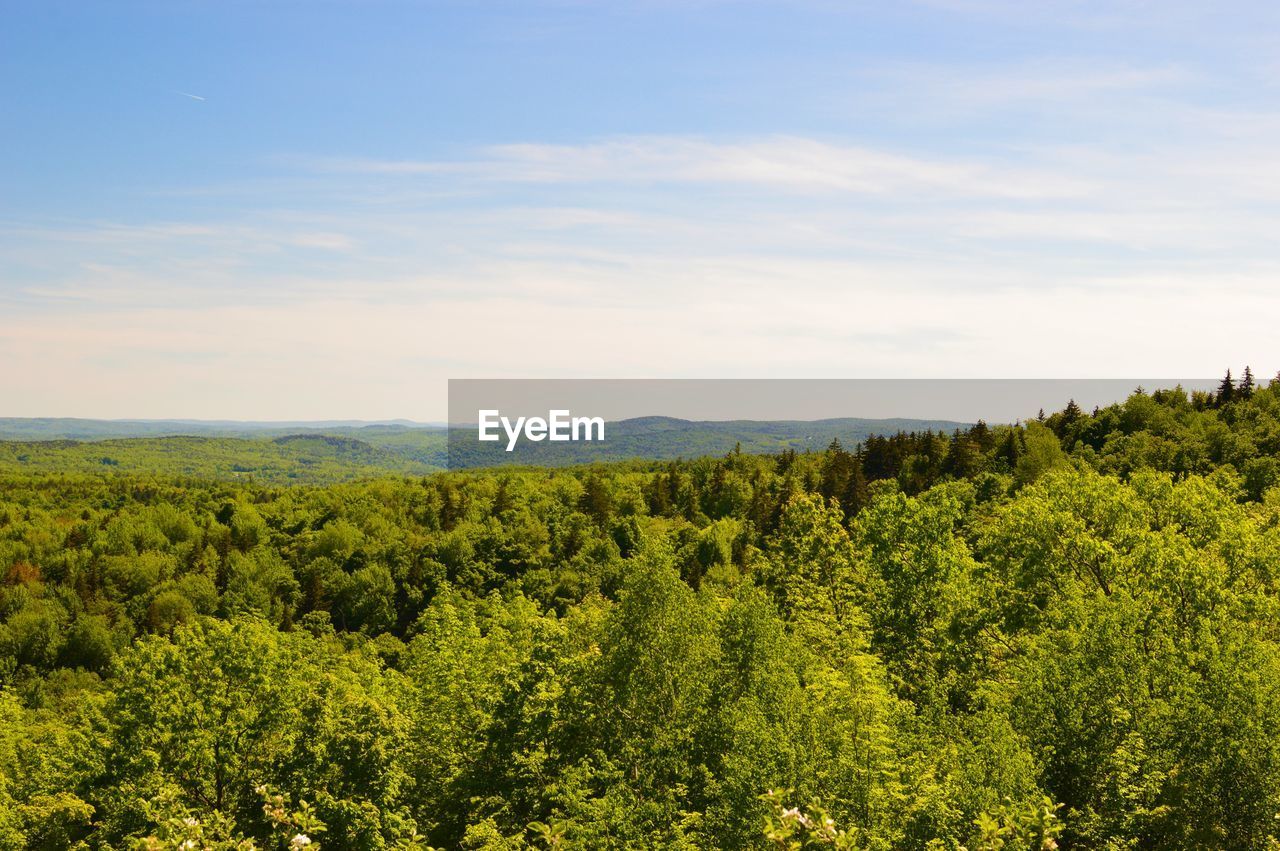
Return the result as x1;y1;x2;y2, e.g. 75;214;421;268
447;378;1217;469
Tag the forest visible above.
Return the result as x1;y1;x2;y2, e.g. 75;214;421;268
3;371;1280;849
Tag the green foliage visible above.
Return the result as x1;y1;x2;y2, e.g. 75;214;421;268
760;789;858;848
0;433;442;484
969;797;1063;851
1;379;1280;847
1013;422;1066;487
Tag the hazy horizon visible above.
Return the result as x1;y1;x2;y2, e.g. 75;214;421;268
0;373;1226;433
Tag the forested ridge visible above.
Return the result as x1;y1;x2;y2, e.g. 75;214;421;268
0;417;973;481
0;433;442;484
3;373;1280;849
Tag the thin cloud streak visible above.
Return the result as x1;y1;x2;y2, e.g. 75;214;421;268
308;136;1096;200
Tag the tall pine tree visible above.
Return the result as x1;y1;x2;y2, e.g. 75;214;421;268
1239;366;1255;399
1217;369;1235;406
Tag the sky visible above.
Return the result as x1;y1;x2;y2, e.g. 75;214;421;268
2;0;1279;420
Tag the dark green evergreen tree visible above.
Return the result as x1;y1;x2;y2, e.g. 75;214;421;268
1217;369;1235;406
1239;365;1255;399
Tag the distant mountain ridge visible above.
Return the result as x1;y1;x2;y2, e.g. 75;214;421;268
448;414;975;468
0;417;441;441
0;415;973;442
0;415;975;481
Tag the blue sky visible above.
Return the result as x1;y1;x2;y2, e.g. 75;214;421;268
3;1;1279;418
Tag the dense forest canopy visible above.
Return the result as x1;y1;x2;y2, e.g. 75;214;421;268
3;373;1280;849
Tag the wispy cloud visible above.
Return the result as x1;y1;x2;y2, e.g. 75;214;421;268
853;61;1196;115
7;3;1280;418
311;136;1095;200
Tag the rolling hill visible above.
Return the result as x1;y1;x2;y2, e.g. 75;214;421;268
0;415;972;481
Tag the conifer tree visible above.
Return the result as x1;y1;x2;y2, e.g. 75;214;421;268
1052;399;1083;442
1239;365;1255;399
1217;369;1235;406
969;419;993;452
942;432;981;480
819;439;855;505
841;456;869;518
996;425;1023;469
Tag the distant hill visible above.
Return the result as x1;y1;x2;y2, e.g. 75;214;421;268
446;415;973;468
0;415;972;482
0;419;452;478
0;417;439;440
0;434;439;484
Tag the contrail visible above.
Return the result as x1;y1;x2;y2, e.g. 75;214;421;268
176;91;206;101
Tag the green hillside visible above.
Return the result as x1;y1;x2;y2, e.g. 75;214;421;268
0;418;436;441
0;416;972;478
0;434;439;483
